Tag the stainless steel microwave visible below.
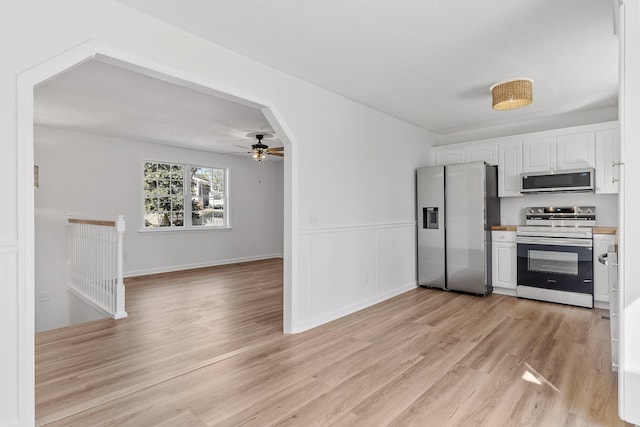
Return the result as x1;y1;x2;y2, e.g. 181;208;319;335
521;168;595;194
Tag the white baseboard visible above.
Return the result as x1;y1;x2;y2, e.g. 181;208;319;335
492;286;517;297
124;253;283;278
594;300;610;310
292;282;418;333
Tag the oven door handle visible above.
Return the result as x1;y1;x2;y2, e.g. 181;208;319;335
516;236;593;247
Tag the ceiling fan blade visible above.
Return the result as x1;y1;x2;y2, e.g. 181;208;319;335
269;152;284;157
234;144;252;150
267;146;284;152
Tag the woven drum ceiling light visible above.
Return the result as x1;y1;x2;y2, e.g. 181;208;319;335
490;78;533;110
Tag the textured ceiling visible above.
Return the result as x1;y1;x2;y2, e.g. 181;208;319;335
35;1;619;150
114;0;619;141
34;59;282;157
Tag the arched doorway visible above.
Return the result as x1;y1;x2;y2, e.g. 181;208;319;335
17;40;296;422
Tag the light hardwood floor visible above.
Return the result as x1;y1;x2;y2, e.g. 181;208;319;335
36;258;629;426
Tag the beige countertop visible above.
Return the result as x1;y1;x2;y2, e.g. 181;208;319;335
592;227;617;235
490;225;517;231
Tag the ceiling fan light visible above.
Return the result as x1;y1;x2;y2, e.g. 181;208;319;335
490;79;533;110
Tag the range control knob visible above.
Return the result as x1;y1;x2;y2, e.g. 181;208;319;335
528;208;535;214
586;208;592;214
537;208;543;213
577;207;582;213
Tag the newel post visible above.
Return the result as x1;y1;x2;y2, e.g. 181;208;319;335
114;215;128;319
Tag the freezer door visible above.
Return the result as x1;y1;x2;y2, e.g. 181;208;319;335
417;166;445;288
445;163;487;294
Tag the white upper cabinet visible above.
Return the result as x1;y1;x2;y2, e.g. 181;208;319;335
498;140;522;197
434;149;465;166
429;122;618;197
434;144;497;166
556;132;595;170
523;132;595;173
465;144;498;165
595;128;621;194
522;136;556;172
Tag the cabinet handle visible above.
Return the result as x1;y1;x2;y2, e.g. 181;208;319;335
612;338;620;343
612;178;619;183
612;162;624;167
612;288;619;292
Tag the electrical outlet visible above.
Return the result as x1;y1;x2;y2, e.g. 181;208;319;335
37;292;51;303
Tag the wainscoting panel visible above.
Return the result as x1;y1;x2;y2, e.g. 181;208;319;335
377;224;417;294
0;242;19;427
296;222;416;332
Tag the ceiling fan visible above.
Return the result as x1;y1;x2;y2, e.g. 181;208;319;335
246;133;284;161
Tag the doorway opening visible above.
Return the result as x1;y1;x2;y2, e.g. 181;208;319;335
18;42;295;423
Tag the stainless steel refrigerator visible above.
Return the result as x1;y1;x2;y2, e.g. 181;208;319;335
417;162;500;295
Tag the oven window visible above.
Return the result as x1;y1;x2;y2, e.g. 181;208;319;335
528;250;578;275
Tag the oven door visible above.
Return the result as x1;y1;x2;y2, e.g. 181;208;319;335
517;237;593;295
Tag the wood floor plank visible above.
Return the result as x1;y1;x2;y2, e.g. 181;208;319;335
36;260;630;426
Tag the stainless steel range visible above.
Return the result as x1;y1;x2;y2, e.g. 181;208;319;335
516;206;595;308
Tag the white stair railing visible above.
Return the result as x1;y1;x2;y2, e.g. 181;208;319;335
67;215;128;319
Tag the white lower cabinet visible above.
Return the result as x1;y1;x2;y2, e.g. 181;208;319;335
491;231;517;295
593;233;616;308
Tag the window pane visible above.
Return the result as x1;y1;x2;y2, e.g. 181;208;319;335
171;212;184;227
170;181;182;195
171;164;183;180
144;162;158;179
144;212;158;228
145;197;158;213
159;197;171;212
144;179;157;193
159;212;171;227
191;166;225;227
158;180;170;195
158;163;171;178
172;197;184;212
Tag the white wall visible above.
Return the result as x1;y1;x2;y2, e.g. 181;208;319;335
34;125;284;332
500;193;618;226
2;2;435;424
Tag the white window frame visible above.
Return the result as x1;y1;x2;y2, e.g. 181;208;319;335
140;159;230;232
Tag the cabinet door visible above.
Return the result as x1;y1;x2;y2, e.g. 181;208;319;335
556;132;595;169
492;241;516;290
593;234;615;304
595;128;621;194
434;149;465;166
465;144;498;165
522;137;556;172
498;140;523;197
